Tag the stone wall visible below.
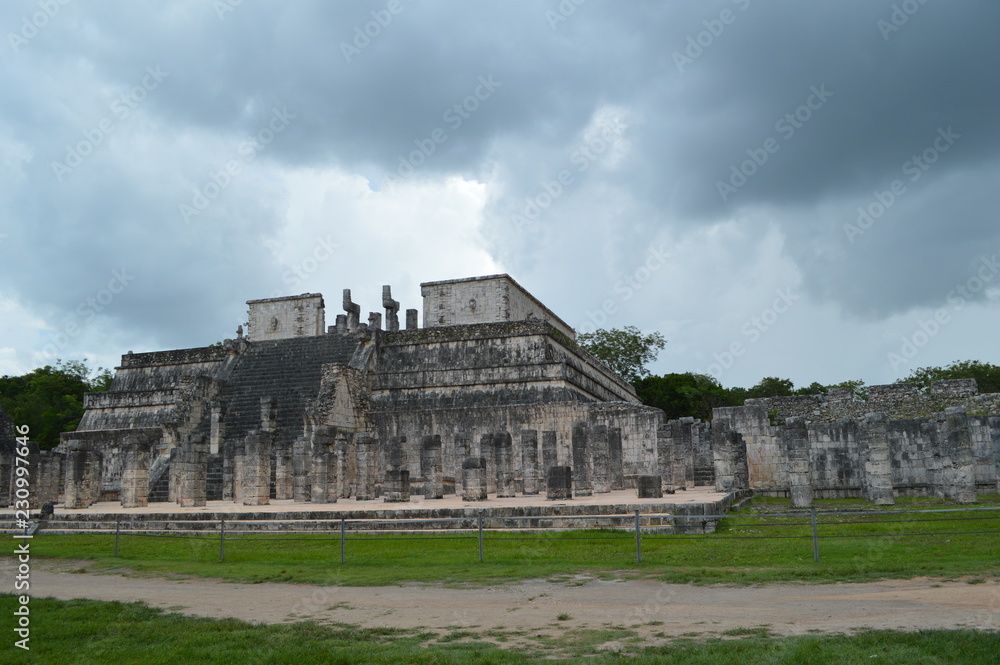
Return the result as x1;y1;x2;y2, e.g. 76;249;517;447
745;380;1000;424
714;381;1000;502
372;321;638;408
246;293;326;341
420;274;576;340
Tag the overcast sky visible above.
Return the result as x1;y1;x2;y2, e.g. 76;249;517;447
2;0;999;390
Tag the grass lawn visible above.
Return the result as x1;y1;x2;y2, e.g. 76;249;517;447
2;596;997;664
24;495;1000;587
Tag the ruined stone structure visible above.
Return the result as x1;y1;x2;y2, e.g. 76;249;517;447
51;274;677;508
8;273;998;512
713;381;1000;506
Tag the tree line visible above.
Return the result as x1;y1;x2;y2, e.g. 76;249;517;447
0;360;112;450
578;327;1000;421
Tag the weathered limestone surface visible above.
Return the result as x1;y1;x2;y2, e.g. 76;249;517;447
781;417;812;508
942;408;977;503
860;413;894;505
64;449;102;509
354;433;379;501
591;424;611;494
541;430;558;477
609;427;624;490
421;435;443;499
656;426;675;494
242;431;272;506
494;432;515;498
520;430;539;495
571;423;592;496
462;457;487;501
546;465;572;500
384;435;410;502
637;475;662;498
712;424;749;493
174;436;208;508
120;438;150;508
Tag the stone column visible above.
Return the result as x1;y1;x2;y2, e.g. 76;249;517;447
242;430;272;506
120;439;151;508
571;422;592;496
481;433;497;494
209;401;226;455
941;407;977;504
176;436;208;508
781;417;813;508
609;427;624;490
591;424;611;493
383;469;410;502
637;475;663;498
520;430;539;495
335;435;351;498
273;441;294;500
453;430;470;495
541;431;558;477
462;457;487;501
656;426;676;494
382;285;400;332
292;435;311;502
343;289;360;330
495;431;515;498
421;434;443;499
384;435;410;502
310;428;337;504
860;413;894;505
354;433;379;500
64;449;102;509
546;466;573;500
36;451;64;508
712;424;749;493
231;440;246;504
667;421;687;491
405;309;418;330
679;418;696;490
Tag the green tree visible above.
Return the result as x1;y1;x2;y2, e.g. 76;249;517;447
897;360;1000;393
746;376;795;399
634;372;742;421
578;326;667;383
0;360;112;450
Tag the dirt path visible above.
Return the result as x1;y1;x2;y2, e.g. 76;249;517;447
8;561;1000;651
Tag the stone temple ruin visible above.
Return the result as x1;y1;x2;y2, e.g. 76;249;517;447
2;273;999;513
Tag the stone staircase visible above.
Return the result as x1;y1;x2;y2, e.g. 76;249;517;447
220;335;362;447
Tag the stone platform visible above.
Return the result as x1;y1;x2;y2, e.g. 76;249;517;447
4;488;750;535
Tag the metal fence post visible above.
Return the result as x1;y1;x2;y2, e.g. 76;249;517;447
635;510;642;564
114;517;121;558
340;517;346;564
478;513;484;563
219;519;225;562
810;508;820;562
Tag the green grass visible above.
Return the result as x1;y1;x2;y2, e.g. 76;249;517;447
2;596;997;663
25;495;1000;587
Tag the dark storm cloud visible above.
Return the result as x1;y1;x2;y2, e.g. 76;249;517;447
1;0;998;368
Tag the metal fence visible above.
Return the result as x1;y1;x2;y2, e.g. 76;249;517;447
14;504;1000;564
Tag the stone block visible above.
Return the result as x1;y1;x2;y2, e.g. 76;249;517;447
546;465;572;500
637;475;662;498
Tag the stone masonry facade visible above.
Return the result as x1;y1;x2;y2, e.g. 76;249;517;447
5;274;998;511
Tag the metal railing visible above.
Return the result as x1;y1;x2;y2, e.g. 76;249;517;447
11;504;999;564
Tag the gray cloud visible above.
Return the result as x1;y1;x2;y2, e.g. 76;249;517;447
1;0;998;385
